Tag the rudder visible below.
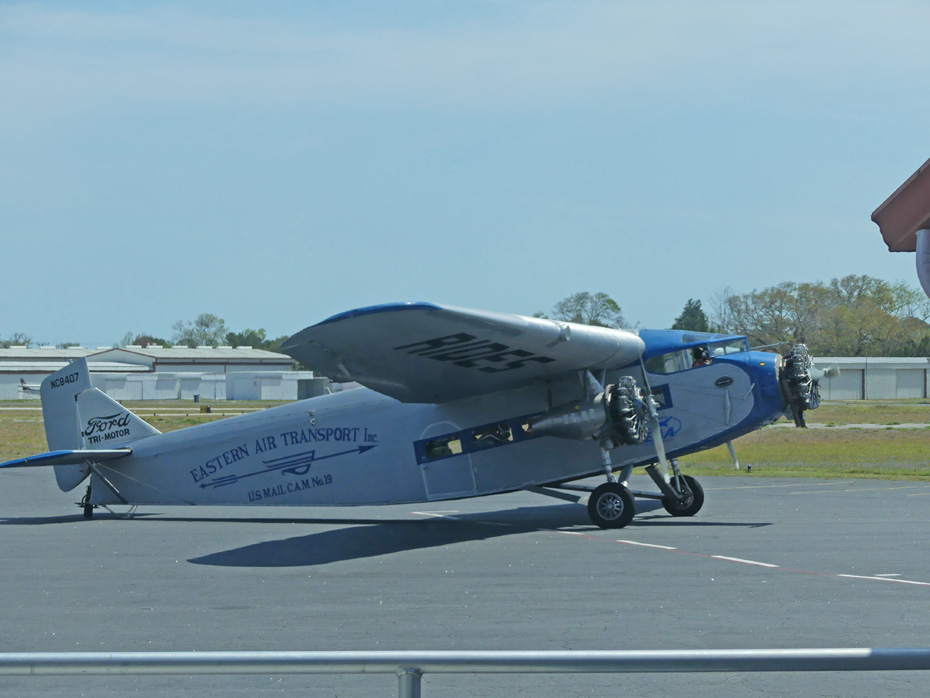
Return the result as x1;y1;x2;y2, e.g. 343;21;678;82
40;359;93;491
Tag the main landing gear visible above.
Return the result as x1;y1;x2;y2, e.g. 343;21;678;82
527;368;705;529
579;457;704;529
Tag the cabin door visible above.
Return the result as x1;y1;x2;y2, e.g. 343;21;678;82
418;421;477;501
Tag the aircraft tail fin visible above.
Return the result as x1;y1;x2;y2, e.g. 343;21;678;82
76;387;161;446
39;358;160;492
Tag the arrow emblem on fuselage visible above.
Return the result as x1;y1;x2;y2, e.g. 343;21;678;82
201;444;377;489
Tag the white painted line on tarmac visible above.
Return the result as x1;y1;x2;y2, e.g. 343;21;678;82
411;511;511;526
837;574;930;587
617;539;677;550
712;555;779;568
790;484;930;495
706;481;855;492
410;511;930;589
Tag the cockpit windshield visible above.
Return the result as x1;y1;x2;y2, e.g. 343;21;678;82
708;338;750;356
645;337;749;375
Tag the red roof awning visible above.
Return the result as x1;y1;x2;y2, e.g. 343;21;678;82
872;156;930;252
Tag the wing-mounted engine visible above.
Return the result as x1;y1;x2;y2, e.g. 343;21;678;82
528;374;649;449
780;343;822;427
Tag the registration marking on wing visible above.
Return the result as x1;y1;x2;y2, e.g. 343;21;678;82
394;333;556;373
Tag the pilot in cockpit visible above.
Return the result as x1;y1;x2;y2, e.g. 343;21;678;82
692;346;712;368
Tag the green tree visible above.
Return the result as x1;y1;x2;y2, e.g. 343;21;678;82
708;275;930;356
671;299;709;332
226;328;268;348
262;335;291;353
133;334;169;348
550;292;626;328
0;332;33;348
225;328;291;352
172;313;228;348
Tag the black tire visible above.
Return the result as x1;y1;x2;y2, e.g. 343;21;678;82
662;475;704;517
83;503;94;519
587;482;636;529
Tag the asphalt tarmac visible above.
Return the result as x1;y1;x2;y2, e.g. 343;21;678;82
3;468;930;697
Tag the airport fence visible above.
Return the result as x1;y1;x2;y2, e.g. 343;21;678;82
2;648;930;697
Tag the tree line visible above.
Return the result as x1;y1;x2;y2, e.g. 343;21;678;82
706;275;930;357
0;315;288;352
126;313;290;351
5;275;930;356
535;276;930;357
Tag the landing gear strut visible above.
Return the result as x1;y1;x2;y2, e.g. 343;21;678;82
79;483;95;519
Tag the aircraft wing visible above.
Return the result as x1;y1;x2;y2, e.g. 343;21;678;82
0;449;132;469
282;302;645;403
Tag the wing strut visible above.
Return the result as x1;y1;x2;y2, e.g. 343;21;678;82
638;358;694;505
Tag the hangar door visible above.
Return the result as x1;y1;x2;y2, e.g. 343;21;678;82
896;369;926;399
822;371;862;400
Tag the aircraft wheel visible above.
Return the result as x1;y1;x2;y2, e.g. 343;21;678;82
83;502;94;519
662;475;704;517
587;482;636;529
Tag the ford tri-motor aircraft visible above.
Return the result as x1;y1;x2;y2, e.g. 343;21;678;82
0;303;824;529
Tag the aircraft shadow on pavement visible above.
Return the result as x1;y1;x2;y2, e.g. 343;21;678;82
0;512;161;525
187;500;770;568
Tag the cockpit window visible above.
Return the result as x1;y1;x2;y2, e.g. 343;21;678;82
646;338;749;375
709;338;750;356
645;349;692;375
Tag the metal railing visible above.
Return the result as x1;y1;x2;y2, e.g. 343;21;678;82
2;649;930;697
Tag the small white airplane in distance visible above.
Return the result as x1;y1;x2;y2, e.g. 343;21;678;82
19;378;40;393
0;303;824;529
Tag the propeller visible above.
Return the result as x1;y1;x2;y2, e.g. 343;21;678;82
780;344;824;427
809;365;839;382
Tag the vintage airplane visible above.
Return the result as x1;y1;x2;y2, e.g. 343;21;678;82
0;303;823;528
19;378;40;394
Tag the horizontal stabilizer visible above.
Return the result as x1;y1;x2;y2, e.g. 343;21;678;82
0;449;132;469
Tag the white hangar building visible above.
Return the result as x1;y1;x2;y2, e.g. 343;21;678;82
816;357;930;400
3;345;928;403
0;345;328;401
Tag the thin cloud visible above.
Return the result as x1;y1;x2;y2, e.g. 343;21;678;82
3;1;930;115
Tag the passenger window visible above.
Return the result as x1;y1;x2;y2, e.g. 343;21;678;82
423;436;463;460
651;386;669;409
471;423;514;450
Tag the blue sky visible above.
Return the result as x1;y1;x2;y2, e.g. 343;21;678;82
2;1;929;346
